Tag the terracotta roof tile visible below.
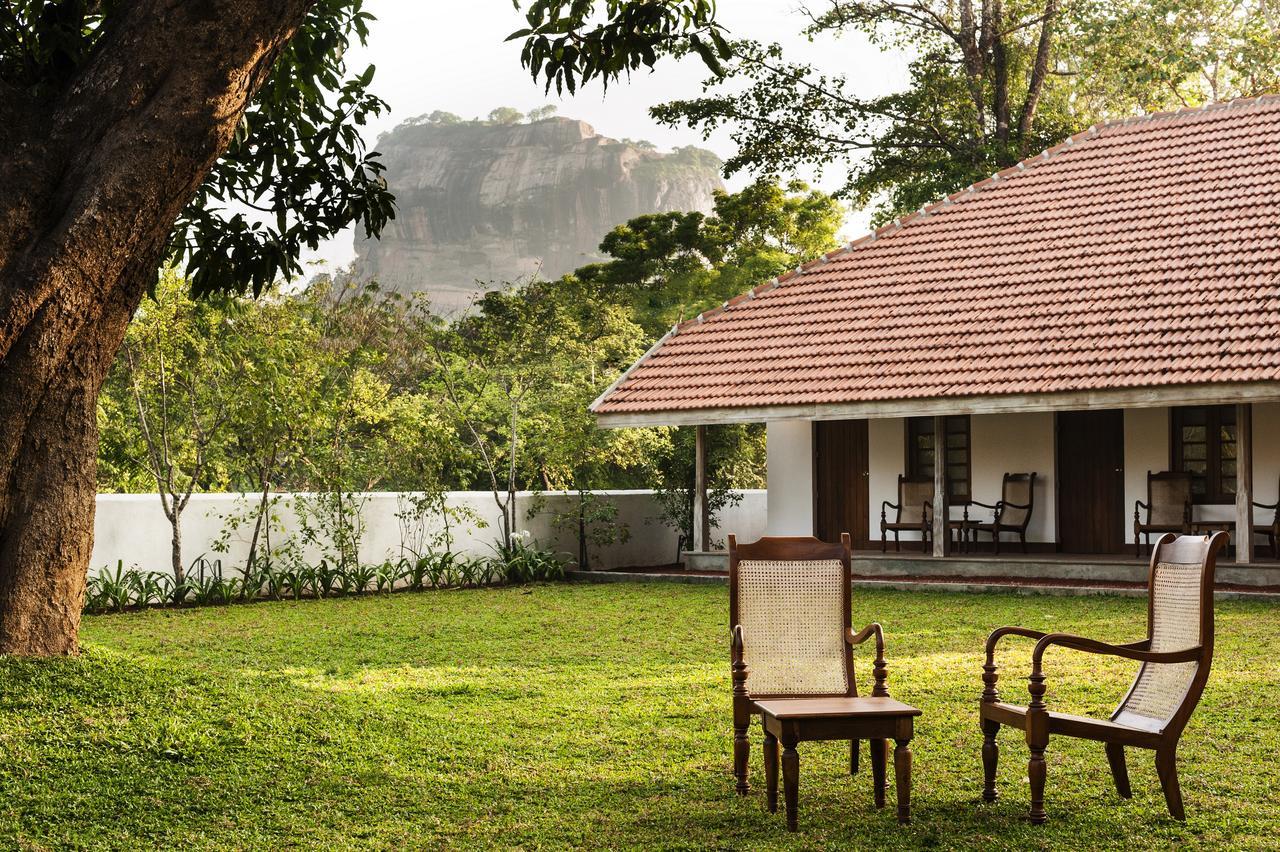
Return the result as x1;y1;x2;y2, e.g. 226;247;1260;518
594;97;1280;418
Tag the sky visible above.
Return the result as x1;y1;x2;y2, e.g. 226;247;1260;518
302;1;912;272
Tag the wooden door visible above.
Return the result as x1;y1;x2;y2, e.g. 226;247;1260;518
814;420;870;548
1056;410;1125;554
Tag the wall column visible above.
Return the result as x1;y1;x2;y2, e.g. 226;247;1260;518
932;415;950;557
693;425;709;552
1236;403;1254;564
766;420;815;535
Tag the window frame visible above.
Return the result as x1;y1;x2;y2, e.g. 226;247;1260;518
905;415;971;505
1170;405;1238;505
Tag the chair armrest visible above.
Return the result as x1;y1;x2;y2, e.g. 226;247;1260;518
881;500;901;511
969;499;1001;511
847;623;888;697
1252;500;1279;511
981;626;1047;703
1031;633;1199;669
1000;500;1033;510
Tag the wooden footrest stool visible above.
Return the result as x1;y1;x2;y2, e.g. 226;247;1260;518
755;696;922;831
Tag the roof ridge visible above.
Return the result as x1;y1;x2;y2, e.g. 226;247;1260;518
654;93;1280;339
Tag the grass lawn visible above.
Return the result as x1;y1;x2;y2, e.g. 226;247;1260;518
1;583;1278;850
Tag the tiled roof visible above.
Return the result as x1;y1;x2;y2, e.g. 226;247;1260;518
593;96;1280;421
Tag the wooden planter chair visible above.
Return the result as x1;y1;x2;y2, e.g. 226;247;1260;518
1133;471;1192;558
1253;478;1279;559
964;472;1037;554
978;531;1227;824
730;534;920;830
880;475;933;553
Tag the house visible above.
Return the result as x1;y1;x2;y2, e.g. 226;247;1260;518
591;96;1280;566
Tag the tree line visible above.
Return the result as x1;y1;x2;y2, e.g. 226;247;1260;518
96;180;845;582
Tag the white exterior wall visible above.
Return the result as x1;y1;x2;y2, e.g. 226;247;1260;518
867;418;911;541
765;420;814;534
969;412;1056;542
1256;403;1280;508
91;489;768;577
1123;406;1170;542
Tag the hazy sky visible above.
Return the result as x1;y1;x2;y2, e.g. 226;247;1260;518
302;1;911;271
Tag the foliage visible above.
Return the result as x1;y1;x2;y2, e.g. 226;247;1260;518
0;1;396;296
7;586;1278;847
78;537;550;613
510;0;728;94
651;424;765;551
572;178;844;336
485;533;568;584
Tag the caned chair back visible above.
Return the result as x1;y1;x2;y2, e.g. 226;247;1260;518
1148;471;1192;527
999;473;1036;528
897;477;933;525
1113;532;1225;735
729;534;854;698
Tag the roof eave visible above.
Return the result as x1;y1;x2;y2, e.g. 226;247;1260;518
594;380;1280;428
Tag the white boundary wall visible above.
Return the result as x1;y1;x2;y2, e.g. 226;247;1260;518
91;489;767;578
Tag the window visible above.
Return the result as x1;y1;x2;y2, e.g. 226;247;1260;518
906;416;971;504
1171;405;1237;503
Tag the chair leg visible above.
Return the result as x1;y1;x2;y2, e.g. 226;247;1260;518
1105;742;1131;799
763;730;779;813
994;530;1001;555
894;738;912;824
881;530;887;553
850;739;860;775
1156;746;1185;820
894;532;900;552
1020;531;1028;554
1028;741;1048;824
981;718;1000;802
733;709;750;796
870;738;888;809
781;735;800;832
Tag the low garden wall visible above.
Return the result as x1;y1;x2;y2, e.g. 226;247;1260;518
90;489;768;577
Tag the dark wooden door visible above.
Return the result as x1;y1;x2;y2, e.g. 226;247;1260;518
1056;410;1125;554
814;420;870;548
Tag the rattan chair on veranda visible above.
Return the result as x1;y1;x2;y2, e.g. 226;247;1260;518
1134;471;1192;558
978;532;1227;824
964;472;1036;554
729;534;920;831
880;475;933;552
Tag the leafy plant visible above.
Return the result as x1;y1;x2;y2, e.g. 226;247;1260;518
487;534;567;584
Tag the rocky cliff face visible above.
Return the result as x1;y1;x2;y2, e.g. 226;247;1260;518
353;117;724;313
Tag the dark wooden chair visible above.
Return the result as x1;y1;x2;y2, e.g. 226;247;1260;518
1253;478;1279;559
1134;471;1192;558
965;472;1036;554
730;534;920;830
880;475;933;553
978;532;1227;824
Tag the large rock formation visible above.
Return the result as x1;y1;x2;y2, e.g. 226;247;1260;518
353;117;724;313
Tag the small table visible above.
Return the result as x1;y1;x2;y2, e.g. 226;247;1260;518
754;696;922;831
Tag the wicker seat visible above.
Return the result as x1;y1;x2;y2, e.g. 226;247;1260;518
880;475;933;552
978;532;1227;823
1134;471;1192;558
964;472;1036;554
730;534;918;830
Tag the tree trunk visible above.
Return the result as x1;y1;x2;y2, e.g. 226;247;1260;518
0;0;314;656
169;505;185;586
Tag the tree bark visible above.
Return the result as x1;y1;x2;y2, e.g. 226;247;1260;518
0;0;314;655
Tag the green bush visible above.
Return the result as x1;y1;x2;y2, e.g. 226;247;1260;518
82;544;542;614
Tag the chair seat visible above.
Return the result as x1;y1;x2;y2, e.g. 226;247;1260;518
755;696;921;719
981;701;1160;745
882;521;927;530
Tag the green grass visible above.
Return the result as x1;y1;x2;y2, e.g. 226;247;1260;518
1;584;1278;850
